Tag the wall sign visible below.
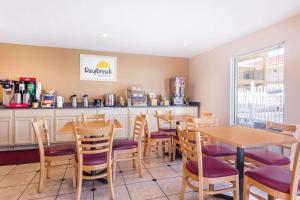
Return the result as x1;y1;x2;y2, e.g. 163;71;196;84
80;54;117;81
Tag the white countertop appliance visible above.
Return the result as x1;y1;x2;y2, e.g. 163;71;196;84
170;77;186;105
126;85;147;107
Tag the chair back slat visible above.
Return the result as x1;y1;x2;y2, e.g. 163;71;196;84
32;118;51;163
178;125;203;178
267;121;297;133
132;115;145;142
185;116;218;131
82;114;106;122
81;148;109;154
74;125;115;166
267;122;300;170
200;112;214;118
156;110;173;131
140;113;150;141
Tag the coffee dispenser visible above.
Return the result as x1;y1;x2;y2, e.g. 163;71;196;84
170;77;186;105
0;80;14;106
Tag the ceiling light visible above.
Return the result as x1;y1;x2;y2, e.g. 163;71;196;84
100;33;108;38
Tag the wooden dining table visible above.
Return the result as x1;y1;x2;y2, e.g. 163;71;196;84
196;125;297;200
57;119;122;134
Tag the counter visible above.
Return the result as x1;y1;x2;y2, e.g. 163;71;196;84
0;105;199;151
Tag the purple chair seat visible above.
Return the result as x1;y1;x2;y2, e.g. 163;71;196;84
172;135;179;141
245;149;290;166
150;132;172;139
44;143;75;157
161;128;177;133
202;144;236;157
186;156;239;178
245;166;300;195
113;139;138;150
82;152;108;166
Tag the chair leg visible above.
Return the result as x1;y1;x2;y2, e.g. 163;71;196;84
38;163;45;193
172;140;176;161
76;168;82;200
168;140;172;162
234;176;239;200
138;151;143;178
133;153;137;169
113;152;117;181
180;169;187;200
46;161;51;179
143;141;147;157
147;142;152;163
162;141;165;155
71;158;76;188
108;163;114;200
243;177;249;200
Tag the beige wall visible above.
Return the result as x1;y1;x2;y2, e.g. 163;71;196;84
190;14;300;125
0;43;189;101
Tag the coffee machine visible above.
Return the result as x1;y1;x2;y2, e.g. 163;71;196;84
0;80;14;106
5;77;37;108
170;77;186;105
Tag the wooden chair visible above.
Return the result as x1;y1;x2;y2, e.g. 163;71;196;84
112;115;145;180
155;110;176;133
82;113;106;122
185;116;236;162
32;119;76;193
74;124;115;200
155;110;179;161
245;122;300;168
178;125;239;200
244;140;300;200
141;113;172;163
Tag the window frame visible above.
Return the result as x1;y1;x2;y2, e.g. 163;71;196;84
230;43;285;126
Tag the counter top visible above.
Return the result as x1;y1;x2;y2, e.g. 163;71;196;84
0;102;200;110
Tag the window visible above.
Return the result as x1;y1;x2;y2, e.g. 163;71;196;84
232;44;284;128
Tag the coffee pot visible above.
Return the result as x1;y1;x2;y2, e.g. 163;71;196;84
70;94;77;108
82;95;89;108
56;96;64;108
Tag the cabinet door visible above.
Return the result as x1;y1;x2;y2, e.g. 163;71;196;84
0;118;13;146
148;115;159;132
14;118;34;145
107;115;128;139
54;117;75;143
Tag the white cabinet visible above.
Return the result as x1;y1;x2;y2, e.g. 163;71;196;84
14;110;54;145
0;106;199;148
0;119;13;146
14;118;34;145
0;110;13;146
100;108;128;138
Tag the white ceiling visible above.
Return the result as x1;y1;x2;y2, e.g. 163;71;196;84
0;0;300;58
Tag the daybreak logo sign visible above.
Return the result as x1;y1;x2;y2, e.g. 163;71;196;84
80;54;117;81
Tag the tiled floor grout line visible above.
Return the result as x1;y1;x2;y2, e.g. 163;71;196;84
55;167;68;199
1;157;184;200
17;171;38;200
118;162;133;200
144;166;168;200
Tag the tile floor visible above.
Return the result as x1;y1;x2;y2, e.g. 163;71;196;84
0;153;265;200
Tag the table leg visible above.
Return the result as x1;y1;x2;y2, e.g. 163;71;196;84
236;147;244;200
